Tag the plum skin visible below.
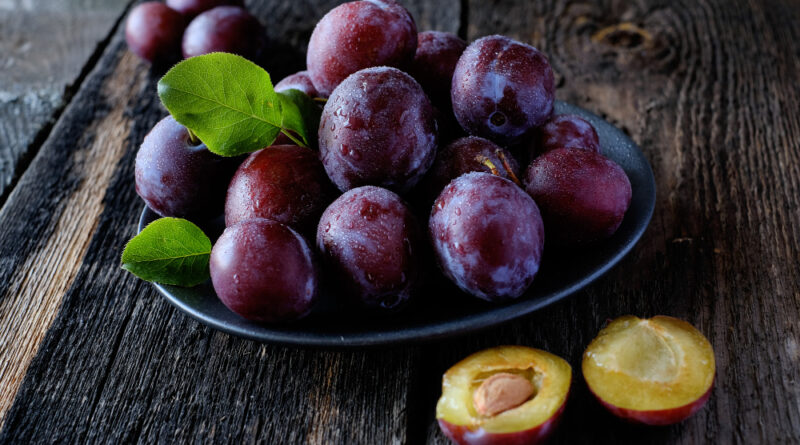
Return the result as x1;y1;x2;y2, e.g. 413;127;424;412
125;2;186;63
316;186;423;309
410;31;467;110
451;35;554;145
210;218;318;322
275;71;321;99
531;114;601;159
306;0;418;96
590;383;714;426
524;148;632;245
429;172;545;301
135;115;240;220
166;0;243;18
182;6;266;60
225;145;335;232
318;67;438;194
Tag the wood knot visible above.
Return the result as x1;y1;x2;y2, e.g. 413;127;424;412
591;23;652;49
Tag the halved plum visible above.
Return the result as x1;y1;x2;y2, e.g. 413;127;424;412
437;345;571;445
582;315;715;426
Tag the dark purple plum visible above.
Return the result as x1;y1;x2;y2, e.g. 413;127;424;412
125;2;186;63
429;172;544;301
410;31;467;110
524;148;631;245
306;0;418;96
318;67;437;193
451;35;554;145
166;0;243;18
210;218;318;322
225;145;335;232
317;186;423;309
135;116;241;220
418;136;520;204
530;114;601;158
182;6;266;60
275;70;321;99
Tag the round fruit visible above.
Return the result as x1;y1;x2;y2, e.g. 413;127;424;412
582;315;716;425
306;0;418;96
410;31;467;110
451;35;554;145
532;114;601;158
225;145;335;232
318;67;437;193
210;218;318;322
182;6;266;61
135;116;240;220
274;70;321;98
429;172;544;301
524;148;631;245
165;0;243;18
437;345;572;445
316;186;423;309
419;136;520;203
125;2;186;64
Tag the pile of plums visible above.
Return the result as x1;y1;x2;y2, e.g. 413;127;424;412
125;0;266;64
132;0;633;323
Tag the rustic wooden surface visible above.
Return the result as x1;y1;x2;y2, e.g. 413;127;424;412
0;0;798;443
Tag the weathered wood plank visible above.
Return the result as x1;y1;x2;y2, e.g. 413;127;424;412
0;0;458;442
0;0;132;202
425;0;800;443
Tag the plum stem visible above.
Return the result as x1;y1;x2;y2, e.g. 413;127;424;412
187;129;201;146
495;150;522;186
313;97;328;104
476;155;501;176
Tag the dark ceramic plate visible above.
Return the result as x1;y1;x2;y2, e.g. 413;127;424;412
139;101;656;347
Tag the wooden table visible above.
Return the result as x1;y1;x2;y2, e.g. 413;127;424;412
1;0;798;443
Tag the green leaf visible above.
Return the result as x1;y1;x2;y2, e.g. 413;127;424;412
277;89;321;147
157;53;309;156
121;218;212;287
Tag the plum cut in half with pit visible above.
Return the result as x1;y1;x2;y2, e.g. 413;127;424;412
437;345;571;445
582;315;716;425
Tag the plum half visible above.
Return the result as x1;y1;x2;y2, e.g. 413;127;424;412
582;315;716;425
437;345;571;445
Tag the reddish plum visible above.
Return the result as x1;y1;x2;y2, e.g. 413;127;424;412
524;148;631;245
275;70;321;98
166;0;243;18
182;6;266;60
451;35;554;145
125;2;186;64
306;0;418;96
531;114;601;158
429;172;544;300
225;145;335;232
210;218;318;322
317;186;423;309
318;67;437;193
135;116;241;220
410;31;467;110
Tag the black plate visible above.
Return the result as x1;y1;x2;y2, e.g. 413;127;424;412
139;101;656;347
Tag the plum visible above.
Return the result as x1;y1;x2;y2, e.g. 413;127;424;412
125;2;186;64
530;114;601;159
166;0;244;18
225;145;335;232
316;186;423;309
210;218;318;322
524;148;631;245
274;70;321;99
318;67;437;193
182;6;266;61
135;116;241;220
409;31;467;110
306;0;418;96
429;172;544;300
451;35;554;145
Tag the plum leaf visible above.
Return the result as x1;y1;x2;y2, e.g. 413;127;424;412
121;218;212;287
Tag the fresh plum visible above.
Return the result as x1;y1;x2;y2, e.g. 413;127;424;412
225;145;335;232
166;0;243;18
182;6;266;60
135;116;241;220
524;148;631;245
210;218;318;322
410;31;467;110
530;114;601;158
316;186;423;309
306;0;418;96
274;70;321;99
451;35;554;145
318;67;437;193
429;172;544;300
125;2;186;63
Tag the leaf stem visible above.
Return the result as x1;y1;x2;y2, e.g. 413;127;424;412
280;129;308;148
187;128;201;146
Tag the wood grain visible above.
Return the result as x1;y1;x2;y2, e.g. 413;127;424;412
0;0;132;202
